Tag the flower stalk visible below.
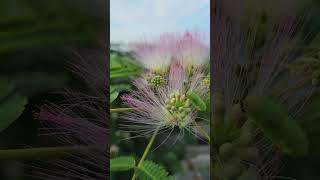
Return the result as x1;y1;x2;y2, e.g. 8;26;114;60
131;126;161;180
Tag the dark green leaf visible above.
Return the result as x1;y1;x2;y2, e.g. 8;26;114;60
0;78;27;132
246;95;308;157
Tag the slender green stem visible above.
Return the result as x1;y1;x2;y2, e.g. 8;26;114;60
131;126;161;180
0;146;94;160
110;108;135;113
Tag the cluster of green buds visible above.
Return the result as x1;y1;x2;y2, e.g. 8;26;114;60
165;91;191;128
211;93;261;180
213;121;260;180
146;74;164;87
145;66;167;87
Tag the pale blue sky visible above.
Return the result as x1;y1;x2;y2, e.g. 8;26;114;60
111;0;210;43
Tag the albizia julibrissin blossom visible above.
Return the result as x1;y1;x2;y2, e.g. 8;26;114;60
129;32;209;86
121;32;210;140
121;56;209;140
31;49;108;180
129;31;209;69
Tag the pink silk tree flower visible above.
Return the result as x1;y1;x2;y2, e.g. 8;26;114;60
129;31;210;90
31;49;108;180
121;59;209;140
129;31;209;71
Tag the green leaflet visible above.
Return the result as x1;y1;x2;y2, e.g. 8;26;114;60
246;95;308;157
110;156;136;172
110;90;119;104
136;160;174;180
0;78;27;133
110;84;131;104
187;91;206;111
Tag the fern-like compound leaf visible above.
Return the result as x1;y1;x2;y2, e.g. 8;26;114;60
136;160;174;180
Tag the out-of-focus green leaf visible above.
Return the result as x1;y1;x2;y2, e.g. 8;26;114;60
0;0;99;54
111;84;131;92
110;90;119;104
0;78;27;133
110;84;131;104
110;156;136;172
0;77;15;100
8;72;68;96
110;53;142;79
246;95;308;157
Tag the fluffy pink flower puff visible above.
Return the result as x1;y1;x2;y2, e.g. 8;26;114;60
31;49;108;180
121;32;210;141
129;31;209;69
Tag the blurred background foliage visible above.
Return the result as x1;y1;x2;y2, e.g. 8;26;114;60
279;1;320;179
0;0;106;179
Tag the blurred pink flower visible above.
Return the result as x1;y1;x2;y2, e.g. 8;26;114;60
129;31;209;70
32;49;108;180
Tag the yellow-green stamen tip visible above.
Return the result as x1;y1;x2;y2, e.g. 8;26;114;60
165;91;191;128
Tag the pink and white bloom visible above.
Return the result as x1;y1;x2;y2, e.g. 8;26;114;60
121;59;208;139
